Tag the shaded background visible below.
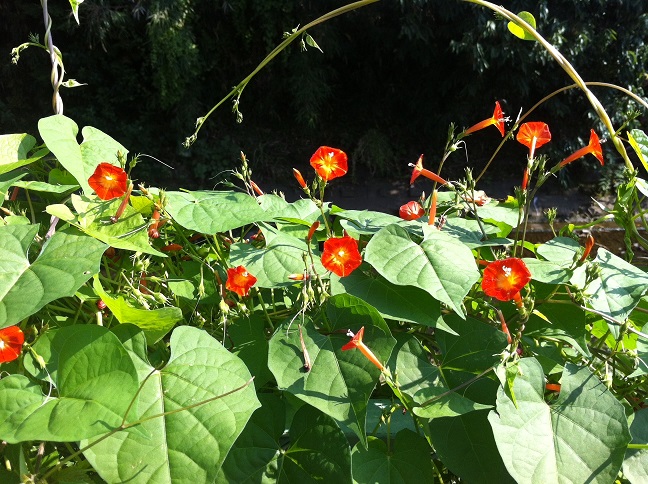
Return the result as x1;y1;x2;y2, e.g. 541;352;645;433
1;0;647;192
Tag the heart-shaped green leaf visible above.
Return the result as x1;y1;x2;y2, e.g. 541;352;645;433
351;430;434;483
38;115;127;196
365;224;479;317
0;134;49;175
507;11;537;41
165;190;268;233
71;194;163;256
0;225;107;328
268;294;395;446
525;303;590;356
82;326;260;484
489;358;631;483
0;325;139;442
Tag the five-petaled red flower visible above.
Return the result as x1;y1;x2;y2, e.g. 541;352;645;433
464;101;506;137
409;154;448;186
321;235;362;277
560;129;604;167
482;258;531;303
88;163;128;200
341;326;384;371
310;146;348;181
399;201;425;221
516;122;552;159
0;326;25;363
226;265;257;297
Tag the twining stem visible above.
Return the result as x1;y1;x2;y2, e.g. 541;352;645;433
185;0;380;146
463;1;632;170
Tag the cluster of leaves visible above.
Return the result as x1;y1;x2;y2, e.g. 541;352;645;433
2;97;648;481
4;1;648;483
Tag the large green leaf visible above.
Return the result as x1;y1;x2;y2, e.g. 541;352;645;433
392;335;491;418
71;194;163;256
268;295;395;446
437;314;508;373
330;269;448;331
0;225;107;328
351;430;434;483
582;248;648;324
218;397;352;483
440;216;510;248
165;190;268;234
488;358;631;484
365;224;479;316
82;326;260;484
336;209;417;236
93;277;181;344
0;172;27;204
0;134;49;175
12;180;79;194
0;325;139;442
38;115;127;196
623;407;648;483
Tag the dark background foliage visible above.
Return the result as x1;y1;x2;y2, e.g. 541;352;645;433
1;0;647;190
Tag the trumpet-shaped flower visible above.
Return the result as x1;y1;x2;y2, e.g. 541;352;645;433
516;122;551;159
482;258;531;303
409;154;448;186
0;326;24;363
226;265;257;297
310;146;348;181
293;168;308;189
464;101;506;137
321;235;362;277
341;326;384;371
399;201;424;220
560;129;604;166
88;163;128;200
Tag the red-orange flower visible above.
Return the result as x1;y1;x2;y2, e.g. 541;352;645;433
341;326;384;371
560;129;604;166
516;122;552;159
399;201;424;220
88;162;128;200
409;154;448;186
226;265;257;297
482;258;531;302
310;146;348;181
0;326;25;363
321;235;362;277
464;101;506;137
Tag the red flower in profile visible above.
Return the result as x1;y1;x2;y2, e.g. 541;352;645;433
516;122;551;159
399;201;424;220
409;154;448;186
226;265;257;297
321;235;362;277
342;326;384;371
482;258;531;303
310;146;348;181
464;101;506;137
0;326;25;363
560;129;604;167
88;163;128;200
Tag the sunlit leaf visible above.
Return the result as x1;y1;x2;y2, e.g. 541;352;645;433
623;407;648;483
365;224;479;317
628;130;648;174
489;358;631;483
507;11;537;41
83;326;260;484
0;225;106;328
0;134;48;176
